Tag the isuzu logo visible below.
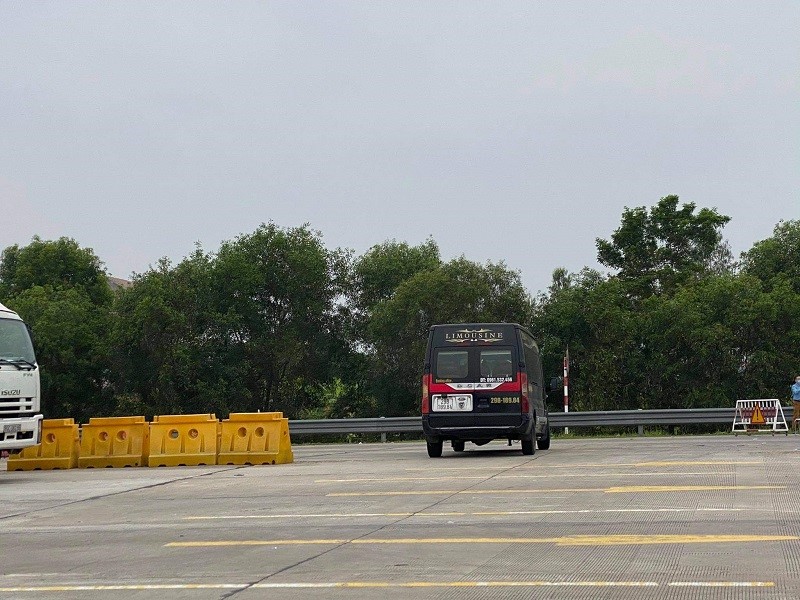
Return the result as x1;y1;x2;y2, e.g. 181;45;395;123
1;389;21;396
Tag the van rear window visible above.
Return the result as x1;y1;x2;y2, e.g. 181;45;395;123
435;350;469;379
480;349;513;380
433;347;517;383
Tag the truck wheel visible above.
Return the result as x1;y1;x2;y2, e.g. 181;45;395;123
521;436;535;455
537;425;551;450
427;440;443;457
452;440;465;452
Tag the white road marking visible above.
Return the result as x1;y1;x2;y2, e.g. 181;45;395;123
184;507;753;520
314;472;712;483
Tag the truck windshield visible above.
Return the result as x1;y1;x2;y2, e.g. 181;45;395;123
0;318;36;363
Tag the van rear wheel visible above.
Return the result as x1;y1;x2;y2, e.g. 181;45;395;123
427;440;443;457
537;425;551;450
521;436;535;455
452;440;465;452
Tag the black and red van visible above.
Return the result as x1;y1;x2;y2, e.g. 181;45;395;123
421;323;550;457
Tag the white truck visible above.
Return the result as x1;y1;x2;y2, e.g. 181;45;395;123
0;302;42;454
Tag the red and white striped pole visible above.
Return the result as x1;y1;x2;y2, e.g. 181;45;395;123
563;348;569;434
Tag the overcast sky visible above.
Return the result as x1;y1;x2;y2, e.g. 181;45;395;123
1;2;797;295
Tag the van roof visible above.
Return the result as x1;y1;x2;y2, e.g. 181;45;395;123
429;322;523;330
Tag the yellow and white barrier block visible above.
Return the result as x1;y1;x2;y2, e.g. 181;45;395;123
218;412;293;465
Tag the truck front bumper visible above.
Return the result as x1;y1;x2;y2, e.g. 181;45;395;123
0;414;43;451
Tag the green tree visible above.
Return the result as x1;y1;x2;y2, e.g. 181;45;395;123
596;195;731;296
0;236;112;306
113;225;354;419
640;274;800;408
537;197;738;412
534;266;800;413
111;250;240;417
350;239;441;316
741;220;800;293
211;223;350;416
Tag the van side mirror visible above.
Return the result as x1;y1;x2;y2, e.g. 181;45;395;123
546;376;563;395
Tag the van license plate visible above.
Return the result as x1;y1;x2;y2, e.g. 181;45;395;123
432;394;473;412
3;423;22;434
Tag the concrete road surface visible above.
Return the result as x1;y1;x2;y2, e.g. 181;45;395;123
3;435;800;599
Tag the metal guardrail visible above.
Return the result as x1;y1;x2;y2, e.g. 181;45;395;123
548;408;737;427
3;409;774;451
289;416;421;435
289;407;794;435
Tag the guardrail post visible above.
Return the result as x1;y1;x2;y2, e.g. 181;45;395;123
638;409;644;436
380;416;386;443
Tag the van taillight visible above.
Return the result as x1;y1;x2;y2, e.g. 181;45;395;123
519;371;530;413
421;374;431;414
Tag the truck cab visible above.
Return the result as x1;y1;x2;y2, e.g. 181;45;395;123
0;302;42;453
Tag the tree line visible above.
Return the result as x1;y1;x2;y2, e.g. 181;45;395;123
1;195;798;422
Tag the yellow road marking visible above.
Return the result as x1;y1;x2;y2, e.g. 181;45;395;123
166;534;798;548
255;581;659;588
605;485;782;493
635;461;761;467
669;581;775;587
326;485;784;497
505;472;711;479
404;461;761;472
185;512;420;520
471;508;748;515
315;472;711;483
327;488;602;496
317;476;486;483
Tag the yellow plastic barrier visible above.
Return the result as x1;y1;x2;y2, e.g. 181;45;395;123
8;418;80;471
218;412;293;465
148;414;218;467
78;416;149;468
